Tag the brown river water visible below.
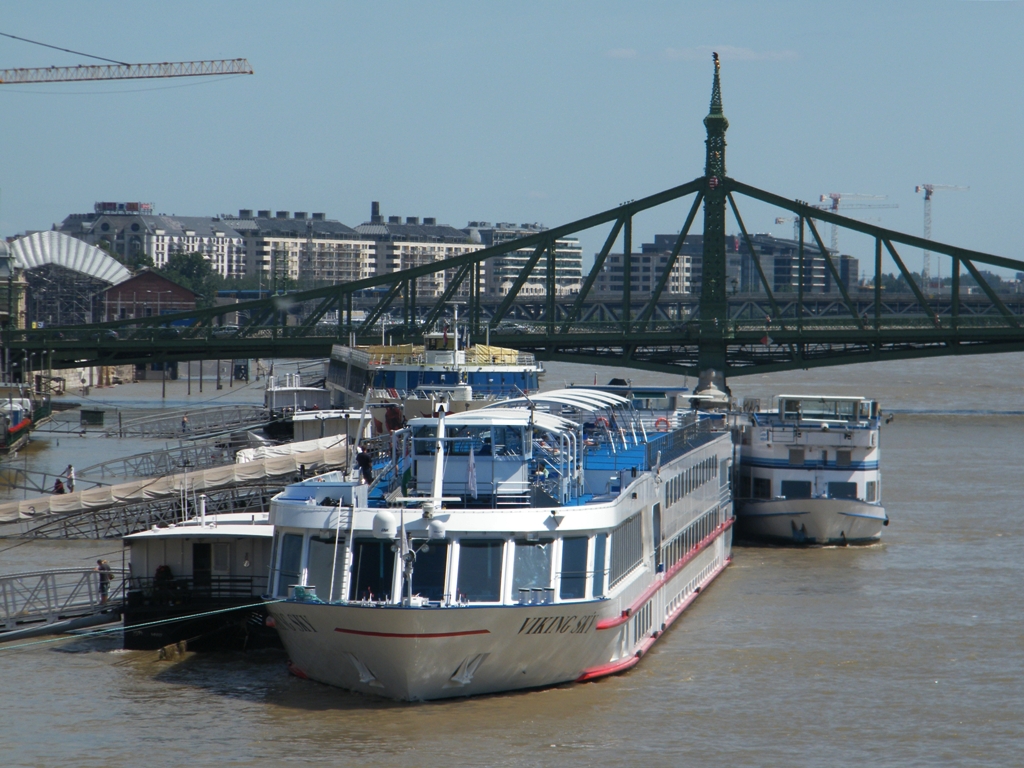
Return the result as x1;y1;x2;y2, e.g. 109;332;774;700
1;354;1022;767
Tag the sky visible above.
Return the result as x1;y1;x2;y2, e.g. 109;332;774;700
2;1;1023;279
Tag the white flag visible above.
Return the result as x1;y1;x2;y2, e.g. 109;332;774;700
467;444;478;499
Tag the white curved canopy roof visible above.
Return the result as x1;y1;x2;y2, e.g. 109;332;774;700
485;388;630;413
10;231;131;285
410;408;577;433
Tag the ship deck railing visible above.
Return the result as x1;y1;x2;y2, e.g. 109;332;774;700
127;574;269;604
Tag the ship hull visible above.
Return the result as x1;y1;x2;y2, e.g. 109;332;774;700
735;497;886;545
267;525;731;701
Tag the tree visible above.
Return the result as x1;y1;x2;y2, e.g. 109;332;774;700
158;251;223;307
96;237;153;273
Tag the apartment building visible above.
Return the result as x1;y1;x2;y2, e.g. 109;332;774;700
227;210;374;287
57;203;247;278
463;222;582;297
356;202;483;298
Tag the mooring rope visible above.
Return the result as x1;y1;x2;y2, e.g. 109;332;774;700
0;598;287;653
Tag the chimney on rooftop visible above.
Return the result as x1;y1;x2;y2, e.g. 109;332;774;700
406;216;419;225
239;209;253;219
312;212;325;221
371;201;383;224
293;211;307;219
276;211;289;219
388;216;401;224
423;217;436;226
257;210;271;218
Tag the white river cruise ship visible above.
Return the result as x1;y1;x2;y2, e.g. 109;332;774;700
734;395;888;545
264;389;733;701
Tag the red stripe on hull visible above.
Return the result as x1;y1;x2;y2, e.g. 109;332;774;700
577;555;730;684
334;627;490;639
576;654;640;682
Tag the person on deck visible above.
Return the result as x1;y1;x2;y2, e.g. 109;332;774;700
53;478;65;494
96;559;113;604
355;447;373;485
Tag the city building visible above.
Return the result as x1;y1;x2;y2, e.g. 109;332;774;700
592;232;850;296
225;210;373;288
733;234;848;294
57;203;247;278
463;222;582;297
99;269;197;322
356;202;483;298
593;233;700;296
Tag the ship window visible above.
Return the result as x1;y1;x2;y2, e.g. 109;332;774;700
306;535;347;602
457;540;503;602
781;480;812;499
559;537;589;600
866;481;878;502
413;425;440;455
829;482;858;500
213;543;229;572
277;533;303;596
788;448;805;466
609;513;643;589
410;540;448;601
739;473;752;498
593;533;607;598
349;538;395;602
836;449;852;467
512;539;553;596
753;477;772;499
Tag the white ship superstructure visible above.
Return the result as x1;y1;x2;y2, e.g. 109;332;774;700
264;390;733;701
734;395;887;545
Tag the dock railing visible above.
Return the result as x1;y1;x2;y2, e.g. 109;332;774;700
0;567;126;631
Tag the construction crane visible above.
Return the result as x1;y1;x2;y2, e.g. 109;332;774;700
819;193;898;254
0;59;253;84
915;184;968;286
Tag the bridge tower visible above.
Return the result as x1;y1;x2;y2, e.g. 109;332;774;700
698;52;730;391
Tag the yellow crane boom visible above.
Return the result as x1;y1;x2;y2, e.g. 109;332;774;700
0;58;253;84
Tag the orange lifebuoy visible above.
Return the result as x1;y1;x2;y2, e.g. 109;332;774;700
595;416;610;429
655;417;670;432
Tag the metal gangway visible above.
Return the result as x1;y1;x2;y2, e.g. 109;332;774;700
105;405;271;439
0;567;125;639
78;441;239;479
0;464;108;495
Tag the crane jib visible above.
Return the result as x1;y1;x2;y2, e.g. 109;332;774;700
0;59;253;84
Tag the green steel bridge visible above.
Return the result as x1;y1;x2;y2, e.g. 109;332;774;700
7;54;1024;386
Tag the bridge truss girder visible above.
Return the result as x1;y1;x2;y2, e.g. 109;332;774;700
6;176;1024;380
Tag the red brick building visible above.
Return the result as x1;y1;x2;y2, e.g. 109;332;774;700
99;269;196;321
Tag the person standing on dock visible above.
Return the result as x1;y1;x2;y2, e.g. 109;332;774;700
65;465;76;493
96;560;113;604
181;414;189;433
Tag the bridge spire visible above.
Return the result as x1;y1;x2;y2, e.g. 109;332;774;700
698;52;730;390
